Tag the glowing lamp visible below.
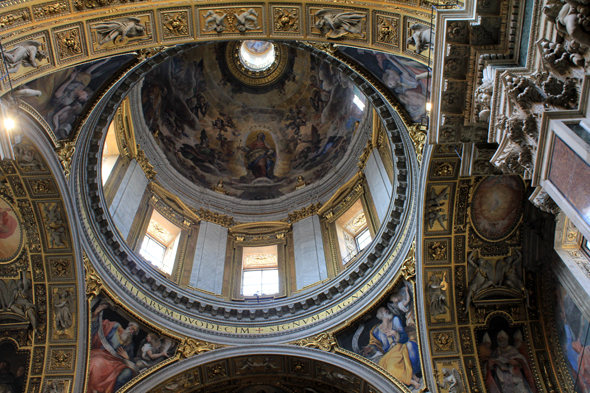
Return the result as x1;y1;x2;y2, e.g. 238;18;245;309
4;118;15;131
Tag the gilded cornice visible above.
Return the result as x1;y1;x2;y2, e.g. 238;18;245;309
194;207;239;228
357;138;373;170
317;172;365;222
287;202;322;224
135;144;156;180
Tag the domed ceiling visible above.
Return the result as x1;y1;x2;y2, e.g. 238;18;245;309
140;42;366;200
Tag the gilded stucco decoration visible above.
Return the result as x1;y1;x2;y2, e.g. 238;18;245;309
273;7;299;33
420;143;578;393
161;11;189;38
0;3;435;392
54;27;83;61
146;355;382;393
0;0;435;95
0;137;79;392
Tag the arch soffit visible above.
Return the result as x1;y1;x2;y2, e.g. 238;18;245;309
0;0;435;92
125;345;407;393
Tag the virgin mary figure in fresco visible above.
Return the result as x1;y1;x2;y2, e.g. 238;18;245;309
239;132;276;179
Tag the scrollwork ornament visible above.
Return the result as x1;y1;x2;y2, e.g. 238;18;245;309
292;332;337;351
34;2;68;19
193;208;237;228
55;141;75;179
408;124;426;163
135;144;156;180
288;202;322;223
0;10;30;29
178;338;221;358
401;241;416;282
84;254;102;300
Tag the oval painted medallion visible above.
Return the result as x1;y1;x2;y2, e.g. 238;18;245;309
470;175;525;241
0;196;23;262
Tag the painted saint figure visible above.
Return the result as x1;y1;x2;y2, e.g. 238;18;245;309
88;301;139;393
483;330;537;393
361;307;421;390
239;133;275;179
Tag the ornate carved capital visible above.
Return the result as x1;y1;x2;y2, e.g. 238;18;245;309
288;202;322;224
194;208;238;228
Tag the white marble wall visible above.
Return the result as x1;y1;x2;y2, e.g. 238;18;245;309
293;215;328;290
189;221;228;294
365;149;393;223
109;160;149;239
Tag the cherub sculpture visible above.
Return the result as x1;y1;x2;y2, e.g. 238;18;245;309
406;24;434;54
544;0;590;48
202;10;227;33
235;8;259;32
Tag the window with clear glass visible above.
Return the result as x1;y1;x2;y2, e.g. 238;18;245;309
139;210;182;275
335;199;373;264
355;228;372;251
140;236;166;265
242;245;279;296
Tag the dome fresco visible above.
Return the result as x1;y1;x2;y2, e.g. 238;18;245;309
140;42;366;200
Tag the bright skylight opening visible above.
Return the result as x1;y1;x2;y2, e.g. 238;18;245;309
353;95;366;111
140;236;166;266
239;41;276;72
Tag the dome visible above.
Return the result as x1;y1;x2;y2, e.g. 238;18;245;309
138;42;367;202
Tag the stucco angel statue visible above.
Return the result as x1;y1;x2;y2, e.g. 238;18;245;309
2;40;48;74
314;9;365;39
92;17;147;47
544;0;590;48
438;368;465;393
